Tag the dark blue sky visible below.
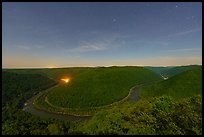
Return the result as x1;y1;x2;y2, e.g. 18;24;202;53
2;2;202;68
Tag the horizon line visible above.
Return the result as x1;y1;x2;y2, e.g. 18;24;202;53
2;64;202;69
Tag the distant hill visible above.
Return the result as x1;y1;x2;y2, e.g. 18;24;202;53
161;65;201;77
145;66;174;74
145;65;201;78
140;65;202;100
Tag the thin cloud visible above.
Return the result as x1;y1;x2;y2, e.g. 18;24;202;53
167;28;201;37
147;41;169;47
67;31;128;53
15;45;31;50
35;45;44;49
69;41;108;53
132;56;202;66
14;44;44;50
164;48;201;52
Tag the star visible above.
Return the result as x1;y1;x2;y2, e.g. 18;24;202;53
112;18;116;22
175;5;179;8
186;16;195;20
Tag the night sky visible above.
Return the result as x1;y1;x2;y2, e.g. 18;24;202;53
2;2;202;68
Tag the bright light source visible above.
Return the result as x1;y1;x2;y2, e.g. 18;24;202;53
61;78;70;83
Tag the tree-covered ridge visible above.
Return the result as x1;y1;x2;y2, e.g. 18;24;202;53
145;66;174;74
38;67;162;111
139;66;202;100
145;65;201;77
69;95;202;135
2;71;70;135
161;65;201;77
2;71;57;106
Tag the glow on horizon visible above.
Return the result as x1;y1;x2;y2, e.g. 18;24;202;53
2;55;202;68
47;65;57;69
2;58;202;68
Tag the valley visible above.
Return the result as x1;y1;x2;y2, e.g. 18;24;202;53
2;65;202;135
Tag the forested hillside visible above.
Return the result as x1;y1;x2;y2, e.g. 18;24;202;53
2;66;202;135
69;95;202;135
140;66;202;100
45;66;162;110
2;71;57;106
2;71;73;135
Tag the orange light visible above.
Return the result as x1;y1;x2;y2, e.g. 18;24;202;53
61;78;70;83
